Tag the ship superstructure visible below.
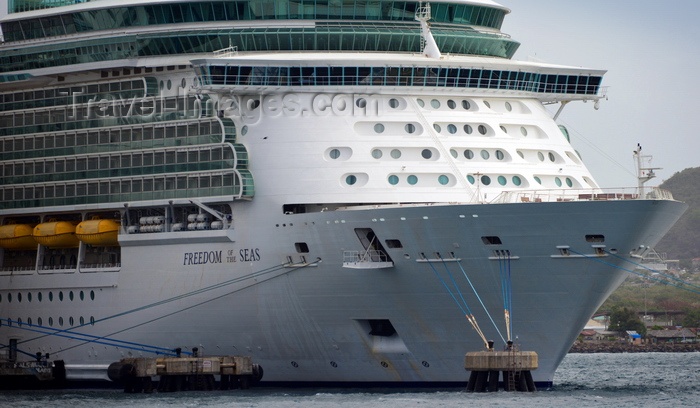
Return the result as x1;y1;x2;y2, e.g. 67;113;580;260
0;0;686;387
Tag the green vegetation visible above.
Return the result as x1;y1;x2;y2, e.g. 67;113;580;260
608;307;646;335
657;167;700;268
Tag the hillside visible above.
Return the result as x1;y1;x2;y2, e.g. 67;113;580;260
655;167;700;267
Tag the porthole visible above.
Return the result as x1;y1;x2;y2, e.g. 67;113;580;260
520;127;528;136
388;175;399;185
17;293;21;303
80;316;85;325
407;175;418;185
346;175;357;185
241;126;248;136
90;290;95;300
464;124;473;134
478;125;487;135
49;292;53;301
38;292;42;302
513;176;522;186
38;317;43;326
374;123;385;133
388;98;399;108
59;291;64;301
433;124;441;133
181;78;186;88
59;317;64;327
537;152;545;161
505;101;512;111
69;317;74;326
390;149;402;159
49;317;54;326
450;149;458;158
416;98;425;107
517;151;524;159
27;292;32;302
80;291;84;301
159;80;164;90
438;175;449;185
462;100;471;110
7;293;11;303
356;98;367;108
90;316;95;325
534;176;542;184
500;126;508;133
467;175;475;184
17;318;22;327
498;175;507;186
464;149;474;159
481;175;491;185
430;99;440;109
566;178;573;187
447;124;457;134
329;148;341;159
447;99;456;109
555;177;562;187
421;149;433;159
405;123;416;134
495;150;504;160
480;150;490;160
69;291;74;301
167;79;172;90
371;149;383;159
483;100;491;108
548;152;556;162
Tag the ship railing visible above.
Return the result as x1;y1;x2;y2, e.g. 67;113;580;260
343;249;390;264
492;187;674;204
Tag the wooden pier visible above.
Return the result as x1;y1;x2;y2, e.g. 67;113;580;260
465;349;538;392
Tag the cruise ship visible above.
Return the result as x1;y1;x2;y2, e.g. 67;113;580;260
0;0;687;387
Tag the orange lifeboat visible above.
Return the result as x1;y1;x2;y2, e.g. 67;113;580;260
76;219;120;246
0;224;38;250
32;221;80;248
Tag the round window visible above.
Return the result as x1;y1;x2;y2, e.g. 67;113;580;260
356;98;367;108
390;149;402;159
416;98;425;107
464;150;474;159
520;126;528;136
462;100;471;110
555;177;562;187
447;100;456;109
407;175;418;185
467;175;475;184
346;175;357;185
405;123;416;134
464;124;473;134
537;152;545;161
447;124;457;134
483;100;491;108
478;125;487;135
433;124;441;133
548;152;556;162
566;177;573;187
438;175;449;185
480;150;490;160
505;101;512;111
534;176;542;185
430;99;440;109
374;123;385;133
388;175;399;185
495;150;504;160
498;176;507;186
421;149;433;159
329;148;341;159
512;176;522;186
371;149;383;159
388;98;399;108
450;149;458;158
241;126;248;136
500;126;508;133
481;175;491;185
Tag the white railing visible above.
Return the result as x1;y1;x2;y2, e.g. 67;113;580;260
343;250;390;264
491;187;675;204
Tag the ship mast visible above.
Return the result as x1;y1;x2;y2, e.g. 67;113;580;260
415;2;442;59
634;144;660;198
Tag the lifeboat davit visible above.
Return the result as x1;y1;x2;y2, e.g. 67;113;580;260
33;221;80;248
76;219;120;246
0;224;38;250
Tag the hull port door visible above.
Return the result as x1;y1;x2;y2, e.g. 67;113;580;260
343;228;394;269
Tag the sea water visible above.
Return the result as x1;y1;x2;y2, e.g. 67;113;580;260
3;352;699;407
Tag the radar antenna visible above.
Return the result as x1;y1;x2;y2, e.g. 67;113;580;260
634;144;660;198
415;2;442;59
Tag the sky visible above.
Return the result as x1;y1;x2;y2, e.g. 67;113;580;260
499;0;700;188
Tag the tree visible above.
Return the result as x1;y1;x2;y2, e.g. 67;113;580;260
608;307;647;336
682;309;700;328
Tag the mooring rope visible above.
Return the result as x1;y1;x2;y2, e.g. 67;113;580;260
497;251;514;342
453;260;506;345
426;259;489;348
605;250;700;291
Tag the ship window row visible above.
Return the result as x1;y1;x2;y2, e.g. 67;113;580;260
0;290;95;303
4;1;506;41
0;117;236;161
0;145;247;186
345;173;529;188
0;171;253;210
0;95;203;137
0;78;155;113
0;26;518;74
199;65;603;95
0;316;96;329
